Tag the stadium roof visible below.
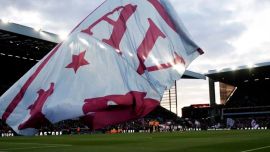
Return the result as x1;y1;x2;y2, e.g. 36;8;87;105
206;62;270;86
0;20;205;94
0;20;61;43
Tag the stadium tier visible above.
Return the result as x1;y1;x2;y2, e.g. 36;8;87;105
180;63;270;130
207;63;270;117
207;64;270;128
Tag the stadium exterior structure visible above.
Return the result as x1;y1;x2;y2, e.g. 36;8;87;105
0;20;205;117
207;63;270;118
182;62;270;124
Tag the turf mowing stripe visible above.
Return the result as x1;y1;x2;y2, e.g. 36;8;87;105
241;145;270;152
0;145;72;151
0;142;72;146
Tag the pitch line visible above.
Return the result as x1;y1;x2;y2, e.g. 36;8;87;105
241;145;270;152
0;144;72;151
0;142;71;146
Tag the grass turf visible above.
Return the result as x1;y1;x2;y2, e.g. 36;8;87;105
0;130;270;152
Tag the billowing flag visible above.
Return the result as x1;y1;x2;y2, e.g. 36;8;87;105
80;0;203;94
0;0;203;136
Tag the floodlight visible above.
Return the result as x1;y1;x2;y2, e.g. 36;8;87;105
1;18;9;24
34;26;42;32
247;63;254;68
231;66;237;70
59;32;68;40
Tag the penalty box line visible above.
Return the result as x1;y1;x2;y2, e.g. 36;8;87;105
0;142;71;146
241;145;270;152
0;143;72;151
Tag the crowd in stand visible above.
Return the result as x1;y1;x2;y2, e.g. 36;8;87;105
1;116;270;136
225;81;270;108
228;117;270;129
0;120;12;135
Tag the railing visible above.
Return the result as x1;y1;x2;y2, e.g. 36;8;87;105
222;106;270;117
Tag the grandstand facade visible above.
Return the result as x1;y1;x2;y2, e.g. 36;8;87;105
207;63;270;119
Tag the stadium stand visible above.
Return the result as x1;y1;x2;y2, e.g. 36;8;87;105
207;63;270;129
207;63;270;117
180;63;270;131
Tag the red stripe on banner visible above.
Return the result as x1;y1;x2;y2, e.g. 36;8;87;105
82;91;159;129
148;0;204;55
2;43;62;121
70;0;107;34
136;18;166;75
147;52;185;72
81;4;137;52
147;0;177;32
82;99;159;130
83;91;151;114
18;83;55;130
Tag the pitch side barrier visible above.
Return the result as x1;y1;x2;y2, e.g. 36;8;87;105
0;131;62;137
38;131;62;136
1;132;14;137
222;106;270;118
1;127;269;137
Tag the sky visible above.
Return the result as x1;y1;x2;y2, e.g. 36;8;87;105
1;0;270;115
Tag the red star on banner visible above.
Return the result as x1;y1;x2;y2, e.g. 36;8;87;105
66;50;89;73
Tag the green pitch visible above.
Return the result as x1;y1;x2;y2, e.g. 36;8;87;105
1;130;270;152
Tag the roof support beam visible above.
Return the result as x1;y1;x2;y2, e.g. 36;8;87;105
208;78;216;107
